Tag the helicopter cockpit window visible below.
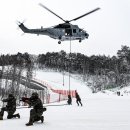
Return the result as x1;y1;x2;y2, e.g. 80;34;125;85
79;29;82;32
73;29;76;33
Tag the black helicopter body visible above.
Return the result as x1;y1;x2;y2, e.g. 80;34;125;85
18;3;100;44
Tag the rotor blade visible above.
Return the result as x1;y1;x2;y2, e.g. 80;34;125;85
39;3;66;22
68;7;100;22
16;20;21;25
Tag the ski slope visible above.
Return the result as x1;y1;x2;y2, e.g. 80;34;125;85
1;70;130;130
35;70;92;99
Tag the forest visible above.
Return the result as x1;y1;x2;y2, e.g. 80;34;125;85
0;45;130;97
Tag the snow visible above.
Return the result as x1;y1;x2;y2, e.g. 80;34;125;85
35;70;92;99
1;70;130;130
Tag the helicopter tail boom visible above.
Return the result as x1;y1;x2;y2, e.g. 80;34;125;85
18;23;30;33
18;22;50;36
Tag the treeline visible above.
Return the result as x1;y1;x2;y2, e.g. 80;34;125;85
0;52;35;98
0;45;130;93
0;52;33;67
37;45;130;91
37;46;130;75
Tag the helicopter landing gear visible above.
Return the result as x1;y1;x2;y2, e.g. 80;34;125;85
58;41;61;44
79;39;82;42
58;36;62;44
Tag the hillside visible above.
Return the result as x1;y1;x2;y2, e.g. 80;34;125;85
0;70;130;130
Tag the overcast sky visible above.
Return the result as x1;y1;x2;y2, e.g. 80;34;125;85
0;0;130;56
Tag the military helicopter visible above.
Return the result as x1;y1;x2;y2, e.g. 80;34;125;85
18;3;100;44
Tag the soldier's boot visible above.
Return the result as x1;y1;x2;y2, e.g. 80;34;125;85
0;111;4;120
41;116;44;123
7;115;13;119
26;118;34;126
15;113;20;118
13;113;20;118
26;122;33;126
0;116;3;120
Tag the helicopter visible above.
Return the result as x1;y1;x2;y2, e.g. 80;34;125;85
18;3;100;44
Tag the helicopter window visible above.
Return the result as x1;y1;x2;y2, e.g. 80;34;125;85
79;29;82;32
73;29;76;33
65;29;72;36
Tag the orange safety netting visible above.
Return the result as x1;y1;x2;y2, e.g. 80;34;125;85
50;88;76;97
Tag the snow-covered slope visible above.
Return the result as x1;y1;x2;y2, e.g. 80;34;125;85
35;70;92;99
1;70;130;130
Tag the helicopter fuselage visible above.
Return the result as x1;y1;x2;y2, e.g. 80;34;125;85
19;23;89;43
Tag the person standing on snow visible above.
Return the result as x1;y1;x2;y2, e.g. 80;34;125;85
0;93;20;120
75;90;83;106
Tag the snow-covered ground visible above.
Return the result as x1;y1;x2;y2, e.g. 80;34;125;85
1;70;130;130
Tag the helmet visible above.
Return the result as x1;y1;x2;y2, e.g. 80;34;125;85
31;92;38;98
8;93;14;97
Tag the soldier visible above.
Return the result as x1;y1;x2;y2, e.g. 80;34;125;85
67;95;72;105
75;90;83;106
0;93;20;120
21;92;46;126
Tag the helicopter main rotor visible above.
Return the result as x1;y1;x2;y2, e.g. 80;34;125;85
39;3;100;23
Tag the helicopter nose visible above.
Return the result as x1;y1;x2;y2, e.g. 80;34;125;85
85;33;89;38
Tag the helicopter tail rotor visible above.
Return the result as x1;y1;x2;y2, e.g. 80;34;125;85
16;19;26;25
16;20;29;34
16;20;21;26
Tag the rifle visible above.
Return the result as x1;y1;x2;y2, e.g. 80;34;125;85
19;97;47;111
20;97;30;102
20;97;31;107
